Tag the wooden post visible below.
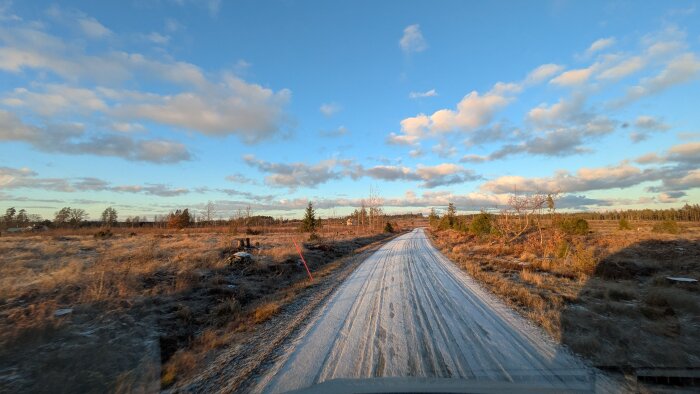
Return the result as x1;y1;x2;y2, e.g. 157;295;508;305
245;238;250;248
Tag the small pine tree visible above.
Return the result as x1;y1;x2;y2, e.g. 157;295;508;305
167;209;191;229
384;222;394;233
428;208;440;228
180;209;191;228
3;207;16;227
618;217;632;230
446;202;456;228
469;212;492;236
301;202;317;233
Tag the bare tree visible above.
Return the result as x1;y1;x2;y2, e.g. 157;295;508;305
101;207;118;227
203;201;217;226
368;185;384;232
358;200;367;229
245;205;252;226
491;193;550;243
68;208;88;228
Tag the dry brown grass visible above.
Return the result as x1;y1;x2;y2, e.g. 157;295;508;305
252;301;281;324
0;226;396;392
430;221;700;375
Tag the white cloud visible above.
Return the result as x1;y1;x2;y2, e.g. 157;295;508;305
3;85;107;116
0;110;191;163
113;76;292;142
481;162;661;194
387;132;420;146
475;104;617;161
527;94;587;128
634;142;700;165
0;166;189;196
144;32;170;45
243;156;480;189
399;24;427;53
615;53;700;105
550;66;595;86
0;166;71;191
111;184;188;197
0;20;293;143
634;115;670;131
409;148;423;158
403;91;509;136
362;163;480;188
111;122;145;133
164;18;182;33
244;155;348;188
225;173;255;184
662;169;700;191
409;89;438;99
657;191;685;203
78;17;111;39
597;56;645;80
667;141;700;163
390;62;570;145
319;102;341;117
586;37;616;55
525;63;565;84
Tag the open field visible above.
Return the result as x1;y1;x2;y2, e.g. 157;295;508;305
0;224;404;392
430;219;700;388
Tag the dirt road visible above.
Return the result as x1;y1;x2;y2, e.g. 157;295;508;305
252;228;609;393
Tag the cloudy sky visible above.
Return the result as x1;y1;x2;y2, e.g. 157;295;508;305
1;0;699;220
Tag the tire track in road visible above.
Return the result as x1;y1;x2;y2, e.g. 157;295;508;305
252;229;611;393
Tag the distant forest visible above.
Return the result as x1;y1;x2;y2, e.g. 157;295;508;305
1;204;699;231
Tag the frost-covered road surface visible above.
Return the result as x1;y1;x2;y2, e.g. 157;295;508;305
253;229;606;393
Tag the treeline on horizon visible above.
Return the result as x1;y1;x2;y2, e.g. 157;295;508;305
0;205;425;230
1;203;699;230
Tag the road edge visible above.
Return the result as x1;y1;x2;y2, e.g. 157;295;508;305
174;231;406;393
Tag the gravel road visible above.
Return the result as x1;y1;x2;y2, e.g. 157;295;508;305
252;228;610;393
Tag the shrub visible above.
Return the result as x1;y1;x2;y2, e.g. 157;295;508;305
245;227;261;235
437;216;452;231
559;218;589;235
93;229;113;239
618;218;632;230
384;222;394;233
308;232;321;241
453;218;469;232
652;220;680;234
469;212;492;236
428;208;440;229
556;240;570;258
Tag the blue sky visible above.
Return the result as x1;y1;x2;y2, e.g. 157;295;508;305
1;0;699;220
